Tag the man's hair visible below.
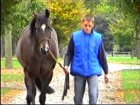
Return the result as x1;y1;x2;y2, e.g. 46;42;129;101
81;14;94;23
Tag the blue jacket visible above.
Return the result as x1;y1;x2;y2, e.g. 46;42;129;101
70;30;103;77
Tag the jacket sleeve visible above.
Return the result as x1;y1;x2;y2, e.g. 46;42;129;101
98;41;109;74
64;35;74;66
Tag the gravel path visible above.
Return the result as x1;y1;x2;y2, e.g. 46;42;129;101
8;63;140;104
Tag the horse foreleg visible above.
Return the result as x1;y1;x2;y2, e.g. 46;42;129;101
39;72;54;105
39;77;46;105
24;70;36;105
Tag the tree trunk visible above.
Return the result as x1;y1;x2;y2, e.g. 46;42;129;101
59;43;66;58
135;37;140;59
1;36;5;57
4;24;13;68
135;19;140;59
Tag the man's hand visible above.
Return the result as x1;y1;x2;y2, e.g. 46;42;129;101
104;74;109;83
64;66;69;74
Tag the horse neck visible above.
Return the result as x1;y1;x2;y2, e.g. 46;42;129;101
31;37;40;54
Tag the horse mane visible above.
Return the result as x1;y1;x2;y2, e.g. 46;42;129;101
30;17;36;38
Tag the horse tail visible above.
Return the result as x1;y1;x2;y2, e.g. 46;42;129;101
35;77;54;94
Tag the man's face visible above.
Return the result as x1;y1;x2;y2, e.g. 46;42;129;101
82;20;94;34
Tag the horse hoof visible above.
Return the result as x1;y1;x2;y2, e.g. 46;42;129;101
46;86;55;94
26;94;33;105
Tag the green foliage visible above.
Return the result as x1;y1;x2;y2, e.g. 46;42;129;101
110;13;135;51
121;70;140;103
94;1;116;16
46;0;89;46
11;0;46;40
2;0;140;56
1;0;47;40
109;0;140;52
84;0;139;52
1;0;22;69
84;0;116;51
1;0;21;25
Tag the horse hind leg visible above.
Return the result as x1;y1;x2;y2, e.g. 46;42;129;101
35;77;54;94
45;72;55;94
46;86;54;94
24;70;36;105
45;63;56;94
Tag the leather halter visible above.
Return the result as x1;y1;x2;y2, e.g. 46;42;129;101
38;30;52;46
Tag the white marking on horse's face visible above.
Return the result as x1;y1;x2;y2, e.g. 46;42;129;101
41;24;46;31
44;43;49;52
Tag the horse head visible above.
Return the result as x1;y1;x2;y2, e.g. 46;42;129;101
30;9;52;54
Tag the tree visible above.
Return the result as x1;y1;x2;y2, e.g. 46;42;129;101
84;0;115;52
12;0;46;41
1;0;21;68
11;0;46;55
94;16;114;52
46;0;89;44
1;0;46;68
46;0;89;56
110;0;140;58
110;15;134;52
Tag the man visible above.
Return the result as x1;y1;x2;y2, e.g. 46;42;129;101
64;14;109;104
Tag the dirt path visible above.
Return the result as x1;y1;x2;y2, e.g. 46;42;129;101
2;63;127;104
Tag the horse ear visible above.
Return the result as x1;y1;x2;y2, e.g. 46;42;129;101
33;12;38;18
45;9;50;18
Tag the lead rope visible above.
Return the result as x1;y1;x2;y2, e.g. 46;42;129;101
48;48;68;74
49;31;69;100
49;49;70;101
49;30;68;74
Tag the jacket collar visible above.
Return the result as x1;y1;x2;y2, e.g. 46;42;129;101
82;29;93;35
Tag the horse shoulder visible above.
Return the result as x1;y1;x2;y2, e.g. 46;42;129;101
50;28;59;57
16;26;35;65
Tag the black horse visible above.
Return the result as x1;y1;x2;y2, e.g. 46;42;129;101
16;9;59;104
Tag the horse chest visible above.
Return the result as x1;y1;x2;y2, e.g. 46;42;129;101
29;55;54;67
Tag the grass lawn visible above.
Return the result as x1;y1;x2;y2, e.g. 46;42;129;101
1;57;64;69
1;73;24;82
1;56;139;69
1;68;24;98
1;58;22;69
1;87;14;96
107;56;140;64
121;69;140;104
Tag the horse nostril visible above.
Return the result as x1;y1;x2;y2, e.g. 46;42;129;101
40;48;48;54
40;48;43;52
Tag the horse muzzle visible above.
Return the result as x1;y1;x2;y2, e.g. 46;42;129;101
40;47;49;54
